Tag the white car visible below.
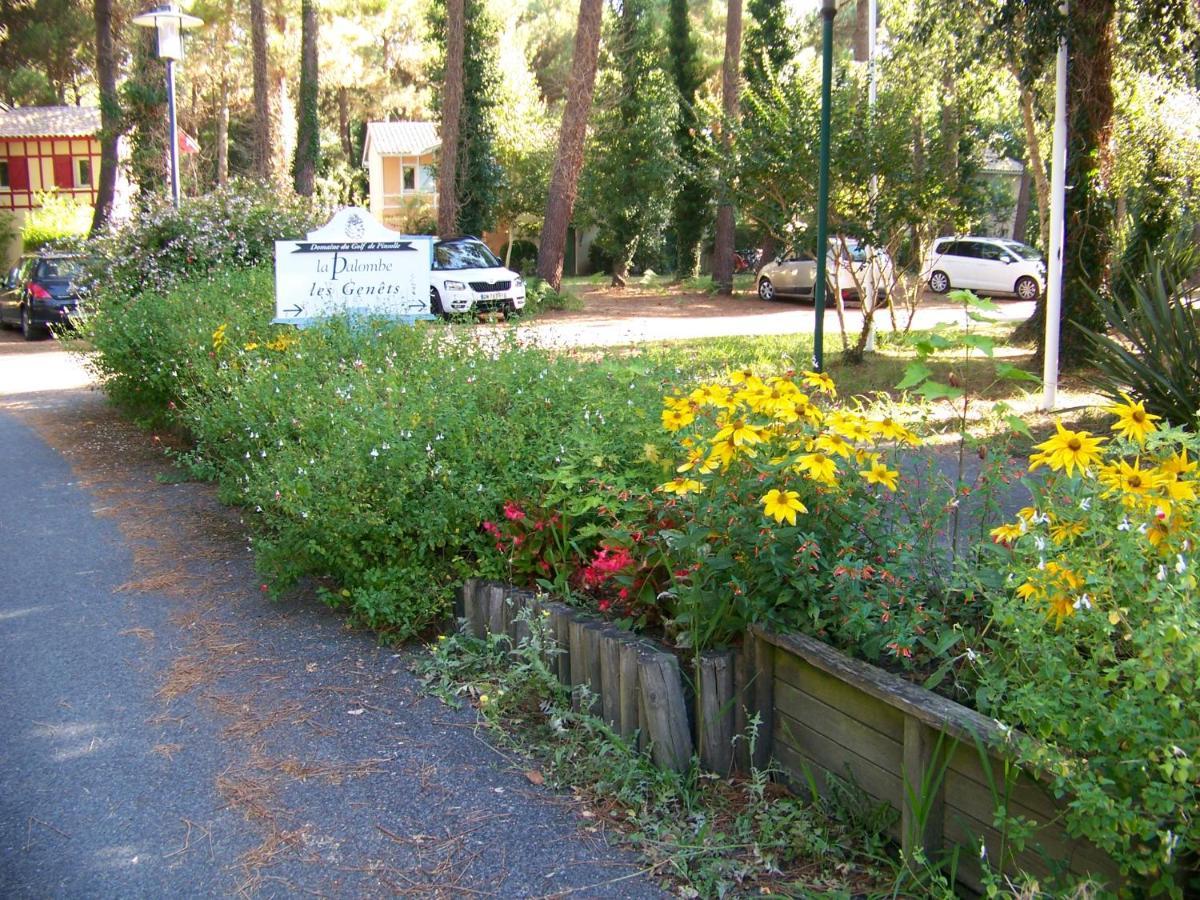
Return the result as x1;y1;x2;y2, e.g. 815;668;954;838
922;236;1045;301
430;237;526;317
756;239;894;305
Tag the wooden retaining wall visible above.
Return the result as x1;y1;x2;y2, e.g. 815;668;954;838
747;626;1122;892
456;580;1121;892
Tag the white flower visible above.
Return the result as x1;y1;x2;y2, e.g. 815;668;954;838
1158;565;1168;582
1073;594;1092;610
370;448;379;458
1176;555;1187;574
1118;517;1132;531
1079;497;1091;511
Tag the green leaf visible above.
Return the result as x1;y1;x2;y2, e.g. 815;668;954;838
917;381;965;401
995;362;1041;383
896;362;933;390
1004;414;1033;438
959;334;996;357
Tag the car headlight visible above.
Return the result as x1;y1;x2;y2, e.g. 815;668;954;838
443;280;466;290
513;275;524;286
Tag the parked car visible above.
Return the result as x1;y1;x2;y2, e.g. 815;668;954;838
921;236;1045;301
756;239;894;304
430;237;526;318
0;251;85;340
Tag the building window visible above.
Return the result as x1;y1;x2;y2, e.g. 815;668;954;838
0;160;8;190
76;158;92;187
402;166;416;191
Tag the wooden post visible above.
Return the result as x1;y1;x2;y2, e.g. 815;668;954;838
598;627;624;728
617;638;642;742
485;583;506;641
902;716;945;860
568;616;588;711
733;641;752;773
696;650;736;776
508;591;532;648
464;581;487;640
751;634;775;770
581;623;604;717
637;651;693;773
454;579;472;623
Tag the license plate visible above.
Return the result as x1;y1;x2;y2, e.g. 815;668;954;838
480;291;507;301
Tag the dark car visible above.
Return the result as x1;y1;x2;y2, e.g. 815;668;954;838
0;251;86;340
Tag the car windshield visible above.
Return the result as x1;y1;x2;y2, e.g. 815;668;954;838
434;240;501;270
36;258;83;280
999;240;1042;261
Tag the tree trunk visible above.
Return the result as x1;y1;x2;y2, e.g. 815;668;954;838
1012;166;1031;242
535;0;605;291
293;0;320;196
89;0;119;235
338;86;352;160
250;0;272;181
712;0;743;295
1018;84;1050;250
853;0;869;62
437;0;466;236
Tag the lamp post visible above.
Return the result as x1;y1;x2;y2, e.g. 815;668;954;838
812;0;836;371
131;2;203;207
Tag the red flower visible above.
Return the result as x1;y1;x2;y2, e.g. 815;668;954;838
503;502;526;521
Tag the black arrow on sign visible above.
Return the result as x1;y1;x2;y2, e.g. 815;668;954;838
283;304;304;316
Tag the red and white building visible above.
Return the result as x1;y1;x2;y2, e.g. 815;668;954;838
0;105;130;265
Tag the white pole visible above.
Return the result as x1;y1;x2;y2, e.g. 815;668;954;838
1042;3;1068;410
864;0;878;352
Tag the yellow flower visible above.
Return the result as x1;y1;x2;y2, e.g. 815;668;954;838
713;417;766;447
677;447;717;475
478;693;490;704
243;341;259;351
211;323;228;352
761;488;807;526
265;332;298;352
800;369;837;395
1160;449;1197;479
1028;421;1106;476
1107;393;1160;444
1016;506;1039;523
707;436;755;469
643;443;661;463
661;407;695;431
1044;561;1084;591
1046;593;1075;624
1098;457;1164;500
1015;581;1041;601
868;416;916;443
729;367;762;388
860;462;900;491
1049;519;1086;543
830;414;875;444
814;432;854;459
689;383;733;409
796;452;839;486
657;476;705;496
990;521;1025;543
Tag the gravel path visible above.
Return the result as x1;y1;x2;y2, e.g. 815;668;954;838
0;337;665;898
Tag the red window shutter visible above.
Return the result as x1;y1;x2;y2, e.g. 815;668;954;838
8;156;29;191
53;155;73;188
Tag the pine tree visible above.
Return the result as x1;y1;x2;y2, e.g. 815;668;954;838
293;0;320;197
668;0;708;279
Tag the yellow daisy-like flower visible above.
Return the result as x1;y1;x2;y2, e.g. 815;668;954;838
1016;506;1039;523
1147;518;1172;549
761;488;807;526
1045;561;1084;592
796;452;839;486
661;406;695;431
814;432;854;459
729;368;764;389
713;417;767;447
1015;581;1042;601
868;416;911;442
707;436;754;468
860;462;900;491
688;383;732;408
677;447;717;475
657;476;705;496
1098;457;1164;500
831;414;875;445
990;521;1025;543
1160;449;1197;479
265;332;297;352
1046;593;1075;624
243;341;259;351
800;370;837;395
212;323;228;352
1028;421;1106;476
1049;519;1087;543
1107;393;1160;444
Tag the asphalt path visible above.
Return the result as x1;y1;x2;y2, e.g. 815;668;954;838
0;334;665;897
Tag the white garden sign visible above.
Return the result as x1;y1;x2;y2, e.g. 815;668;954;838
273;208;434;325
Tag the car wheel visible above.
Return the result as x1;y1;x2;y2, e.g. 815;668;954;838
20;307;39;341
928;270;950;294
757;278;776;301
1015;275;1039;301
429;287;449;320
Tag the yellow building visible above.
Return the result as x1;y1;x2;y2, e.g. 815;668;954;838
362;121;439;234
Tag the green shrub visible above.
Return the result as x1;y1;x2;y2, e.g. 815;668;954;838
22;191;91;250
1080;236;1200;429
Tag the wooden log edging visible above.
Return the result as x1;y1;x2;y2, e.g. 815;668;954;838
458;579;694;772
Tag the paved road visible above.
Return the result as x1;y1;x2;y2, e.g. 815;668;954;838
0;332;664;897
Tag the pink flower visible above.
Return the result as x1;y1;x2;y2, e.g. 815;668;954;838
482;520;500;536
503;502;526;521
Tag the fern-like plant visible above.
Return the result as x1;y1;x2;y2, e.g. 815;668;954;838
1078;237;1200;429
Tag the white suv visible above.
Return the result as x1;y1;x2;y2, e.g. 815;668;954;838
922;236;1045;301
430;237;526;317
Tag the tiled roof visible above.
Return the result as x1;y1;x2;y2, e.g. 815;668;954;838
0;105;100;138
363;121;440;161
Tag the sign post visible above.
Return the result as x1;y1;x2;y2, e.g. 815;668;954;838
274;208;435;326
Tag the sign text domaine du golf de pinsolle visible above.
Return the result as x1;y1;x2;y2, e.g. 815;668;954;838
273;208;435;325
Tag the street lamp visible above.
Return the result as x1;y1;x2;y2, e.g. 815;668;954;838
812;0;836;371
131;2;203;207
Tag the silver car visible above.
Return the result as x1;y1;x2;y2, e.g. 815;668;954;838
756;240;894;305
